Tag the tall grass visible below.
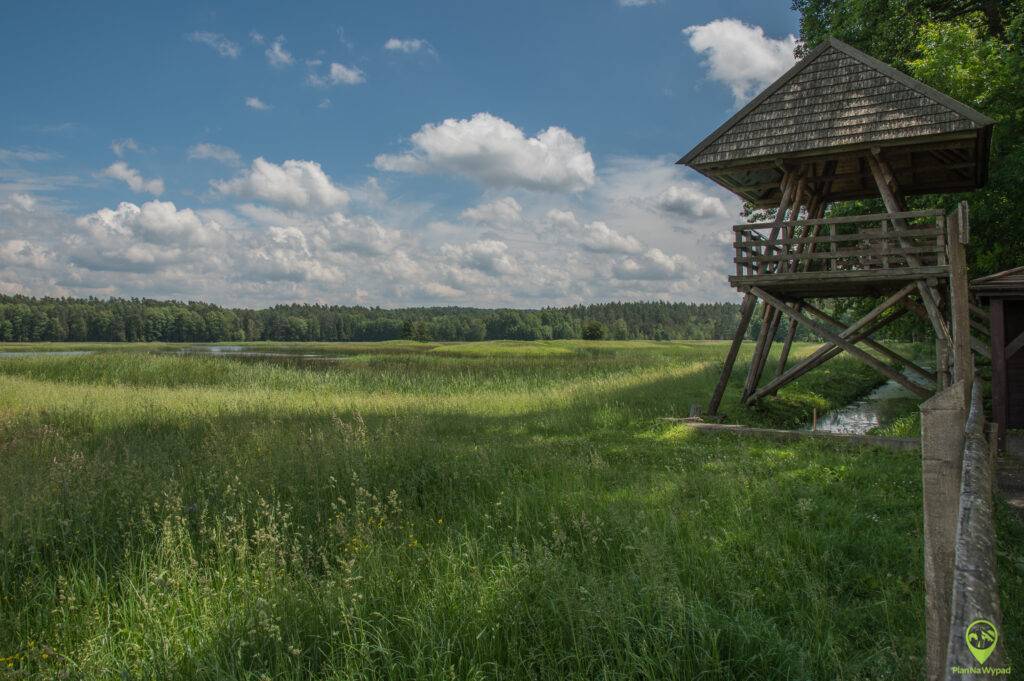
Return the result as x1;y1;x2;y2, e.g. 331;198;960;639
0;340;1017;679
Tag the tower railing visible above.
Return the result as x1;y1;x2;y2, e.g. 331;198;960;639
732;209;947;280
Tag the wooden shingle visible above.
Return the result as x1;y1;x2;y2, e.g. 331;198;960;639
678;39;995;205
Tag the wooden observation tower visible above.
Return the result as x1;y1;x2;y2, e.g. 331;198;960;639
678;38;995;415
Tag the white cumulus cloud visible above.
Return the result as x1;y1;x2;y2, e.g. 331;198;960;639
186;31;240;58
442;239;518;276
613;248;688;280
683;19;797;104
460;197;522;225
246;96;270;110
545;209;644;254
101;162;164;196
213;157;349;210
111;138;138;158
70;200;225;272
0;239;52;269
374;113;595;193
4;193;37;212
655;184;729;218
307;62;366;86
265;36;293;67
188;143;242;166
384;38;433;54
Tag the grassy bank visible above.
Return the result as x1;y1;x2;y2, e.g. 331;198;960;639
0;340;1016;679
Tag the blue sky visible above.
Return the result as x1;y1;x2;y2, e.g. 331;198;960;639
0;0;801;308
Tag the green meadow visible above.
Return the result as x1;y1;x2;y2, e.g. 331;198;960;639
0;341;1019;679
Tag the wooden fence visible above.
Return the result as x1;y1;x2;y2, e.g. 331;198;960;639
922;378;1007;679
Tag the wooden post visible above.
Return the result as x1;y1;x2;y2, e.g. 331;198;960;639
707;292;757;416
920;381;967;680
990;298;1007;451
741;170;799;401
776;313;800;378
742;302;776;401
947;202;973;396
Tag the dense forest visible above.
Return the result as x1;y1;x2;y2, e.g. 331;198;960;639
0;296;760;343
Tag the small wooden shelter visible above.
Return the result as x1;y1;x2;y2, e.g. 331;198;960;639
971;267;1024;448
678;38;995;414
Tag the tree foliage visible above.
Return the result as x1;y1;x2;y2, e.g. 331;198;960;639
0;296;758;343
792;0;1024;276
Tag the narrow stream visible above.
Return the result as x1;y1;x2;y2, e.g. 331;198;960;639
810;368;929;434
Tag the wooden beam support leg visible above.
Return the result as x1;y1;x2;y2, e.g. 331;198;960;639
747;305;784;399
741;303;776;401
776;312;801;379
749;287;932;399
707;292;757;416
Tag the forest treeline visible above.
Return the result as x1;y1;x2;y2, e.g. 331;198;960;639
0;296;763;343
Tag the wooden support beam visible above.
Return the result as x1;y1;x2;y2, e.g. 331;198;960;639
971;335;992;360
991;298;1007;450
1005;329;1024;360
743;302;783;400
917;280;953;388
917;280;952;347
749;287;932;399
868;153;924;268
741;302;774;401
749;308;909;405
802;303;936;385
969;302;990;323
747;285;915;403
707;292;757;416
947;202;973;389
776;313;800;379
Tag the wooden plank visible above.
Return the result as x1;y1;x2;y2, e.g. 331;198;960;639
734;244;942;264
707;293;757;416
732;227;943;247
730;264;950;287
749;287;932;398
731;208;944;231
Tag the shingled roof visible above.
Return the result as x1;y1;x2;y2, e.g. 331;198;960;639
678;38;995;206
972;266;1024;299
680;38;993;168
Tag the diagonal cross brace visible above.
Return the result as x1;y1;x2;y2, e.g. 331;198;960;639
749;286;932;399
747;303;909;404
